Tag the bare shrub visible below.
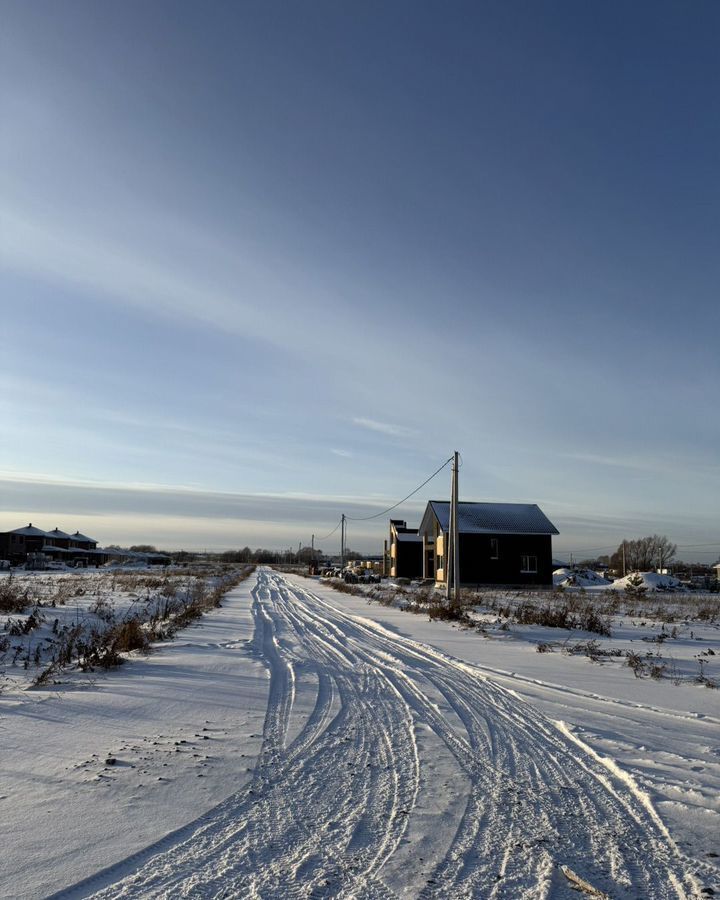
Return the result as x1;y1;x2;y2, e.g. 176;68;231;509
510;599;611;636
6;611;42;635
0;577;29;613
427;600;473;626
329;581;364;597
515;601;570;629
626;651;645;677
696;660;718;689
160;579;178;598
563;639;603;661
696;600;720;622
580;608;612;637
649;662;667;680
51;580;76;606
89;598;116;623
111;619;149;653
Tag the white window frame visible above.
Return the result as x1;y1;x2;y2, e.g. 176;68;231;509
490;538;499;560
520;555;537;574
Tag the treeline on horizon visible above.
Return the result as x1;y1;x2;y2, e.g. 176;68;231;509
113;546;357;565
114;536;717;572
216;547;363;564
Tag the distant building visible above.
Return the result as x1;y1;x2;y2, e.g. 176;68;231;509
0;524;52;565
388;519;424;579
0;524;104;567
418;501;559;587
70;531;99;551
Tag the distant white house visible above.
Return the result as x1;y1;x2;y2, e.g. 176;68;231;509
714;562;720;582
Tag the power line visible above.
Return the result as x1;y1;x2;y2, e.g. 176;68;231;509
314;518;343;542
555;545;617;556
311;456;453;551
345;456;454;522
557;540;720;557
675;542;720;549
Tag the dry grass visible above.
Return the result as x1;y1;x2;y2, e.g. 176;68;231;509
321;579;364;597
27;565;256;685
0;576;33;613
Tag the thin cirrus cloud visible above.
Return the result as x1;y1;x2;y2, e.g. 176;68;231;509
0;202;435;403
3;472;717;560
0;474;419;547
352;418;417;439
0;207;293;350
561;451;720;483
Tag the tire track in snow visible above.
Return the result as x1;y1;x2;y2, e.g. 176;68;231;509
63;569;710;899
272;574;706;899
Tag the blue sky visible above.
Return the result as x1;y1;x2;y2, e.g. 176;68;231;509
1;1;718;561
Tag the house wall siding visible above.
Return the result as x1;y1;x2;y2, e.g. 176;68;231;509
458;533;553;586
394;542;423;579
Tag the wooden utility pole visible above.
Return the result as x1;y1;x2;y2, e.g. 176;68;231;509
340;514;346;571
446;451;459;605
446;482;453;604
452;450;459;604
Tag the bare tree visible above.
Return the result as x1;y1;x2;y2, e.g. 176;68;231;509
611;535;677;574
297;546;320;563
650;534;677;571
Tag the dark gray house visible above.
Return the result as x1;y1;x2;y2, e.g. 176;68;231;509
0;524;104;566
418;501;559;587
0;524;50;564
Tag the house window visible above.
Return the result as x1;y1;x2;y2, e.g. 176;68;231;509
436;554;444;571
490;538;499;559
520;555;537;573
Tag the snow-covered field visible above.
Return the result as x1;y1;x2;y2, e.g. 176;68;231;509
2;568;718;898
355;575;719;691
0;566;252;691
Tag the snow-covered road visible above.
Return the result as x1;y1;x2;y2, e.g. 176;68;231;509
57;569;713;899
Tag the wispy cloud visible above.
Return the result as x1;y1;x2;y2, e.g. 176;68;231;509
0;208;270;343
352;417;416;438
562;451;720;480
0;476;419;535
330;448;353;458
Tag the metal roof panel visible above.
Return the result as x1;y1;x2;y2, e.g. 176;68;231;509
427;501;559;535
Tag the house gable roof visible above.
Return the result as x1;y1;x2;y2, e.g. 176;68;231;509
420;501;559;536
395;531;422;543
10;524;50;537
